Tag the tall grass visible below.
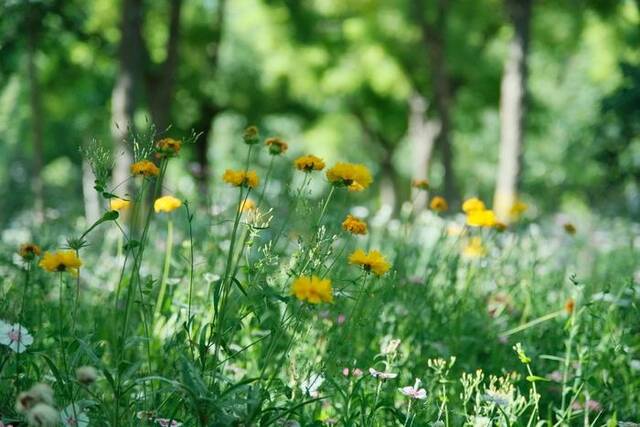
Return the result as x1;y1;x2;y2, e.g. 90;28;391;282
0;129;638;426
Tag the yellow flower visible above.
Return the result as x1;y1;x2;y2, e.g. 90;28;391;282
19;243;41;260
131;160;160;177
154;195;182;213
342;214;368;235
412;179;429;190
466;209;497;228
348;249;391;276
462;197;486;214
155;138;182;159
243;125;260;145
510;199;528;219
265;137;288;155
291;276;333;304
563;223;576;235
39;250;82;274
429;196;448;212
462;237;486;258
294;154;325;172
110;198;131;211
326;162;373;192
222;169;260;188
240;198;256;212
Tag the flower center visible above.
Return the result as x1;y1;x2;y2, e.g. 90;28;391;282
8;329;20;342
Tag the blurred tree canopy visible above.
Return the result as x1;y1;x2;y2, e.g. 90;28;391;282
1;0;638;225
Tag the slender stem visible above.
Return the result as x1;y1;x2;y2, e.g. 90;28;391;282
317;186;336;227
16;262;31;393
256;155;275;208
154;219;174;318
185;204;196;358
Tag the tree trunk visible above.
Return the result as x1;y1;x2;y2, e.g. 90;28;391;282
414;0;458;203
494;0;532;222
409;93;440;210
27;9;44;224
111;0;145;194
192;103;218;205
147;0;183;134
190;0;227;205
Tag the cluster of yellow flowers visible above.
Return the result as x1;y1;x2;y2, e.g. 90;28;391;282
265;137;288;155
294;154;325;172
291;276;333;304
223;170;260;188
429;196;448;212
240;199;257;212
342;214;368;235
130;160;160;177
462;198;503;229
110;197;131;211
19;243;41;260
325;162;373;192
155;138;182;159
39;250;82;275
154;196;182;213
348;249;391;276
462;237;486;258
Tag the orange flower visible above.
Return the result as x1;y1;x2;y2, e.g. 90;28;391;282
243;125;260;145
348;249;390;276
412;179;429;191
223;170;259;188
294;155;325;172
131;160;160;177
19;243;41;260
265;137;288;155
155;138;182;159
326;163;373;192
342;214;368;235
564;298;575;315
429;196;448;212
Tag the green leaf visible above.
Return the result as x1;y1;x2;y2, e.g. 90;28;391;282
526;375;549;382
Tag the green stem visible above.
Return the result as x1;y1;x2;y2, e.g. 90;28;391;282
185;203;196;359
256;155;275;208
16;262;31;393
154;219;173;318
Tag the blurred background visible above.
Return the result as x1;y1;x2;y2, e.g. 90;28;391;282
1;0;639;227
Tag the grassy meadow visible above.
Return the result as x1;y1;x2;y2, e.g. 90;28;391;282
0;132;638;426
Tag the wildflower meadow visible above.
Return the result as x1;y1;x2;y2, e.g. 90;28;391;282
3;0;640;425
0;130;638;426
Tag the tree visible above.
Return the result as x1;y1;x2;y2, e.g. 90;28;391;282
493;0;533;222
111;0;145;191
111;0;184;192
412;0;458;203
27;4;45;224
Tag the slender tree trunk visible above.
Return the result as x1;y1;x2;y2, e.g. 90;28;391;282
191;0;226;205
494;0;532;222
379;156;398;211
414;0;458;202
192;103;218;205
27;9;44;224
147;0;183;133
111;0;145;194
409;93;440;210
